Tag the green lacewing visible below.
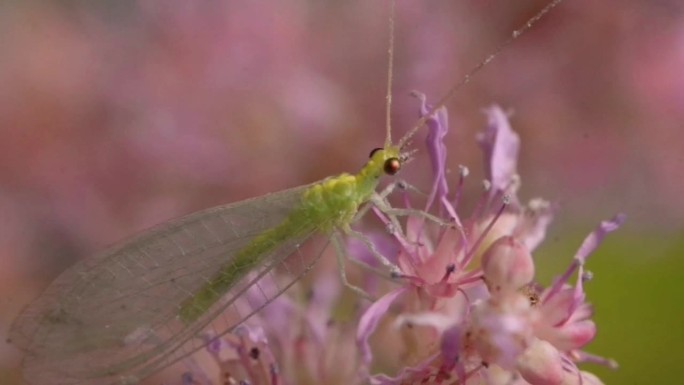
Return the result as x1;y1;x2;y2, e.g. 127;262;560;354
8;1;563;384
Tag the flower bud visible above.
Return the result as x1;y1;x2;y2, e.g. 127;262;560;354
516;339;564;385
482;236;535;296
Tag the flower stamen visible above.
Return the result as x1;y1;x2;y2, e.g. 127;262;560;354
461;195;510;269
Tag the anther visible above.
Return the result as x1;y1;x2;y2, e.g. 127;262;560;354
458;165;469;178
442;263;456;282
385;222;396;234
482;180;492;192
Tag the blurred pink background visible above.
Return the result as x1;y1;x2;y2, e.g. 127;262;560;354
1;1;682;384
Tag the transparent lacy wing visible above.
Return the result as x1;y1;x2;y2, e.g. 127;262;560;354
9;184;330;385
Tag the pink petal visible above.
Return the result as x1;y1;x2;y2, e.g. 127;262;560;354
440;325;462;374
477;105;520;196
552;320;597;350
574;213;626;264
356;287;406;369
578;371;606;385
514;198;556;252
539;287;575;326
414;92;450;210
543;214;625;307
369;354;440;385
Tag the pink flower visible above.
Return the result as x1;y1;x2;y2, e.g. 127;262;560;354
179;271;363;385
356;95;623;385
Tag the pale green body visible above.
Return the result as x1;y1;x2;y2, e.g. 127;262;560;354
179;147;399;322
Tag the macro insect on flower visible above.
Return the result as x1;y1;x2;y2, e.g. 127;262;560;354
176;93;624;385
7;1;621;384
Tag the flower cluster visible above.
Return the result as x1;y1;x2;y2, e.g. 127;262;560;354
178;269;362;385
356;95;624;385
179;95;623;385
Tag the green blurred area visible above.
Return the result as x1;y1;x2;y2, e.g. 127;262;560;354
535;229;684;384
